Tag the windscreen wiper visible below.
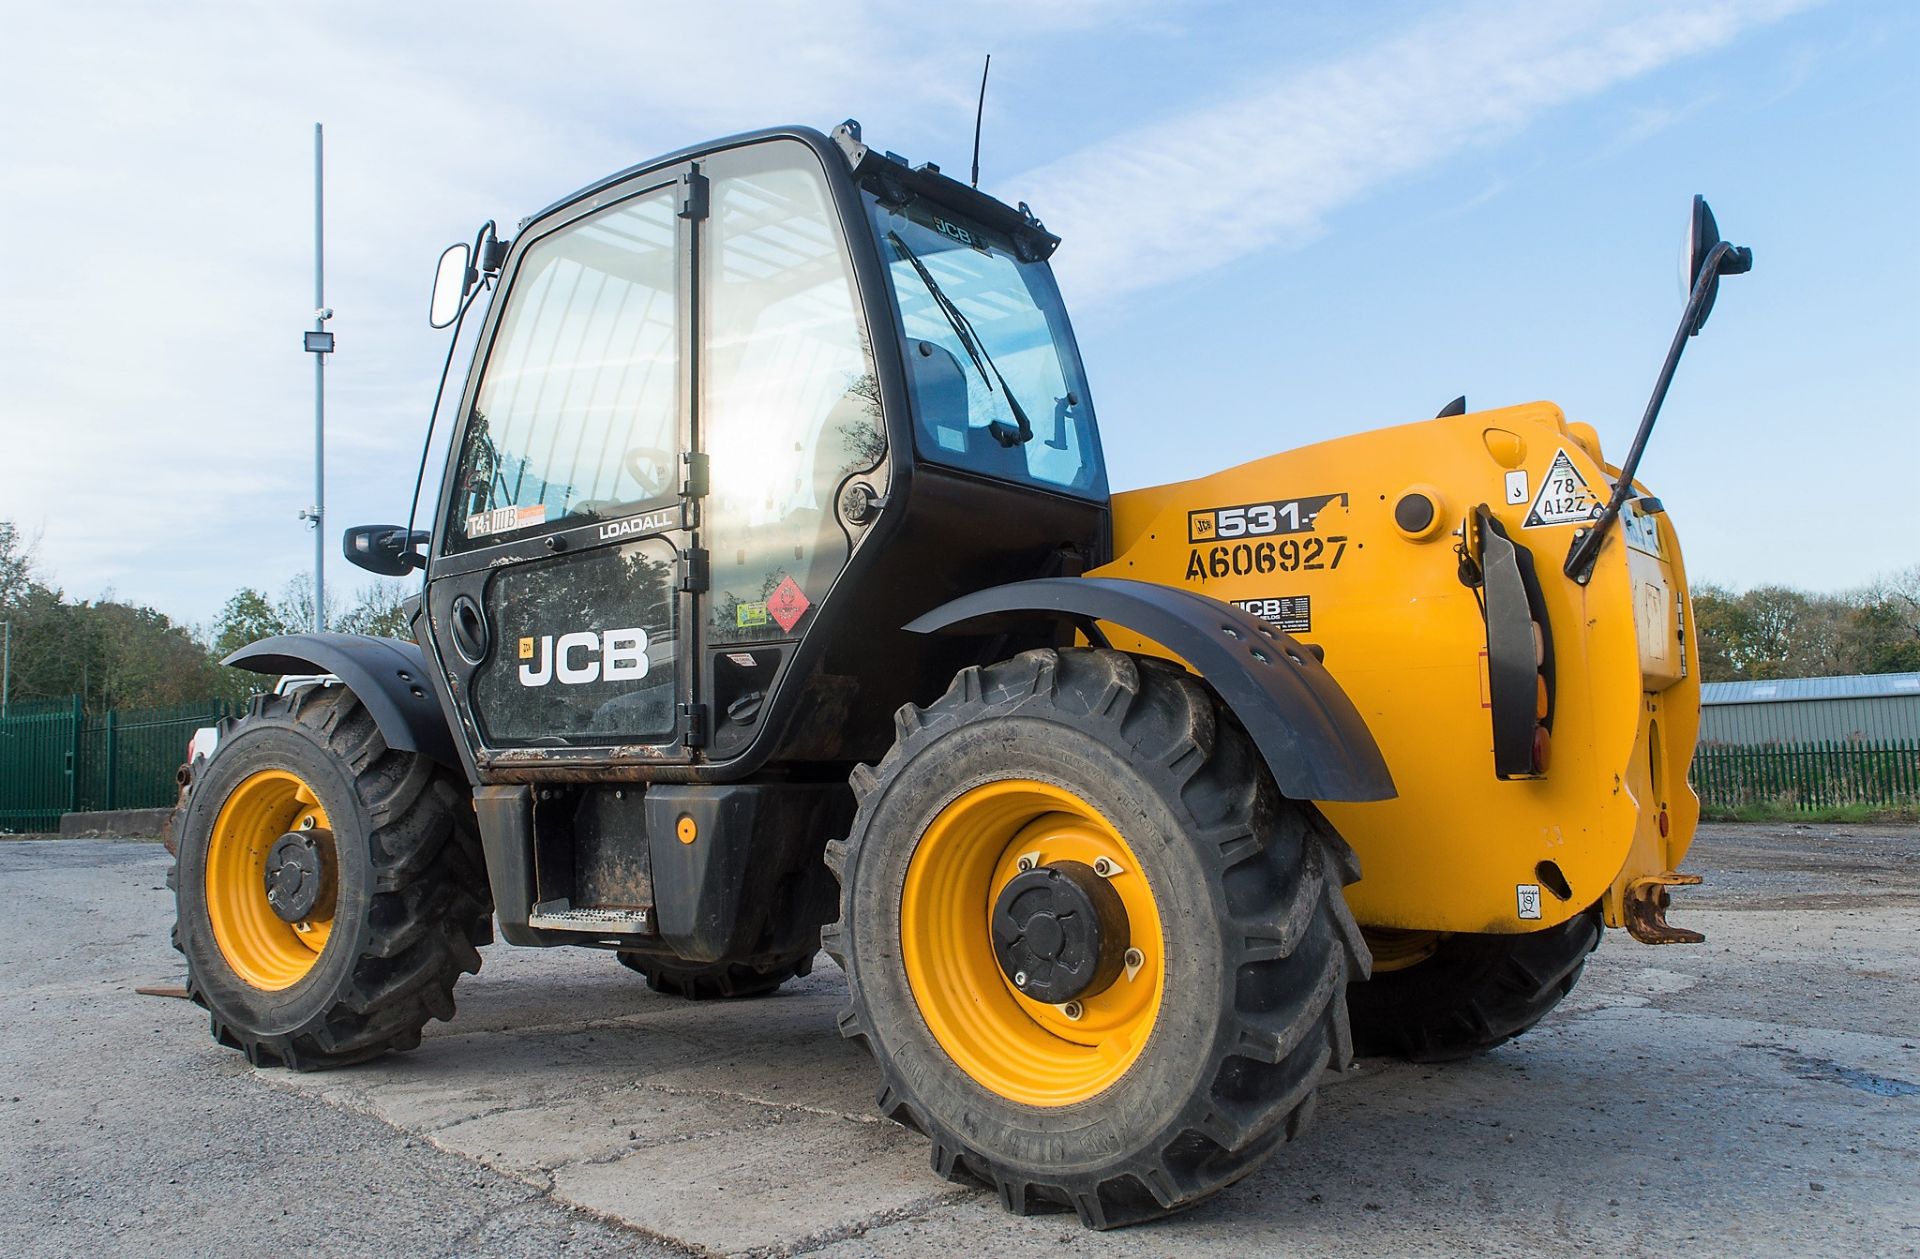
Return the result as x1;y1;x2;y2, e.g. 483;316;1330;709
886;230;1034;446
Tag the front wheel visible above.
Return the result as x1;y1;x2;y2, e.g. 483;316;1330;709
171;685;491;1070
825;649;1367;1228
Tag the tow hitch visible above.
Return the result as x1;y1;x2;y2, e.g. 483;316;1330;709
1623;871;1705;945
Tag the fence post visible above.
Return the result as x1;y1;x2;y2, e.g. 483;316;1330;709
66;694;83;816
104;708;118;812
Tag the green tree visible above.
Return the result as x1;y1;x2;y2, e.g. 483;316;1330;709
336;581;414;639
209;587;292;658
1838;566;1920;675
1688;584;1748;681
1691;569;1920;681
3;588;223;709
0;520;40;611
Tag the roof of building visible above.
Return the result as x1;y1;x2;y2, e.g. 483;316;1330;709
1701;672;1920;706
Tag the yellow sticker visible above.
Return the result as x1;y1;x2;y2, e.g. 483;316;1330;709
518;636;534;659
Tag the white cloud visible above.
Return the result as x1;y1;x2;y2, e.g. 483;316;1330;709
1013;0;1817;305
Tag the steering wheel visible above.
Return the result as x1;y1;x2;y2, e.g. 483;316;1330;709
622;447;675;498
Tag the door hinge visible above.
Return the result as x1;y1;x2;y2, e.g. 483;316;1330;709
680;702;709;748
678;168;709;221
681;451;710;499
677;547;709;593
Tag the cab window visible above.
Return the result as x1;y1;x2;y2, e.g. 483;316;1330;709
449;187;679;547
868;196;1104;500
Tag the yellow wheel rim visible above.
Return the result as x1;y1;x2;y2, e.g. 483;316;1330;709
900;779;1164;1107
204;769;336;990
1364;927;1443;973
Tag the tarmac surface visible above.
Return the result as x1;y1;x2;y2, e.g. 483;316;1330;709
2;821;1915;1257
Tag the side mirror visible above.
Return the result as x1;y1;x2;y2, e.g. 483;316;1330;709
342;525;429;577
1684;196;1753;336
429;242;474;329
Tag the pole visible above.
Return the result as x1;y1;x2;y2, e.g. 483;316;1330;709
2;620;10;718
67;694;82;815
312;122;326;632
104;709;118;812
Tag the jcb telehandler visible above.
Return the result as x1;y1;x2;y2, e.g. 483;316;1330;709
172;121;1750;1227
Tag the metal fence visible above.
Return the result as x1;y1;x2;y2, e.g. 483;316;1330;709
0;696;233;832
1689;739;1920;812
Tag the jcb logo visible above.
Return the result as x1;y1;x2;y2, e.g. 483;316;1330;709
933;217;976;247
517;628;649;687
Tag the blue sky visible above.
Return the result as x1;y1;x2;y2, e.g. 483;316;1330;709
0;0;1912;626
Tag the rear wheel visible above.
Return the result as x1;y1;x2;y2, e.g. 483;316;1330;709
616;943;818;999
825;648;1367;1228
170;685;491;1070
1346;907;1603;1062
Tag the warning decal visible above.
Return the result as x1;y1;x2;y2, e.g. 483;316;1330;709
767;576;811;633
1523;450;1603;528
1516;884;1543;920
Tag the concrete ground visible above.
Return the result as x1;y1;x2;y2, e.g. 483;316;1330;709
1;822;1915;1258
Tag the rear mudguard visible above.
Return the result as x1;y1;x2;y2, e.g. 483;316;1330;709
905;577;1395;803
224;634;462;773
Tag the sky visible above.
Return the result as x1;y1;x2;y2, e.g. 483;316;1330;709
0;0;1913;629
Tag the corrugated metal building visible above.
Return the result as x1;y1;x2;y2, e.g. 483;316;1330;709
1699;672;1920;746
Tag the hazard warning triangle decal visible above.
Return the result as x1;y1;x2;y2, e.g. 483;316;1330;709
1524;449;1604;528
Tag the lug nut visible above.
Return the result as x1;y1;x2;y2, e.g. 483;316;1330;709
1059;1001;1084;1021
1013;971;1028;988
1016;855;1035;872
1125;947;1144;969
1093;857;1112;877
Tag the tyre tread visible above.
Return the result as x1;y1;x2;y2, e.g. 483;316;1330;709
826;647;1368;1227
1347;906;1603;1063
615;945;818;999
171;685;489;1071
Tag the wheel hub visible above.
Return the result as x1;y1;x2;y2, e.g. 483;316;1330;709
264;829;336;924
991;860;1129;1003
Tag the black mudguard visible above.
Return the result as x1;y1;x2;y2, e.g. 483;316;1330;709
224;634;462;773
905;577;1395;803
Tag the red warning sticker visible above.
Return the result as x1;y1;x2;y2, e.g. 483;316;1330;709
767;575;811;633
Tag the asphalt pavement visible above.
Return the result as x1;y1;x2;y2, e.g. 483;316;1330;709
2;822;1915;1258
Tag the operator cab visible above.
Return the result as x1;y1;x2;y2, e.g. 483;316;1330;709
400;123;1110;784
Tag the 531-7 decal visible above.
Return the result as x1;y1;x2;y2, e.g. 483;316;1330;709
1188;493;1347;542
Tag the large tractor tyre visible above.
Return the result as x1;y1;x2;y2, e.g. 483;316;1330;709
169;684;492;1071
1346;906;1603;1063
616;943;818;999
824;648;1368;1229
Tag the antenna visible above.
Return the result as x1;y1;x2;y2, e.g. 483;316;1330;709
970;54;991;188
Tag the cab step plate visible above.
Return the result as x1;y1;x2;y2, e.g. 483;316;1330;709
528;899;655;935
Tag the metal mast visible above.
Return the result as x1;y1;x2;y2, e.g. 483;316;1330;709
301;122;335;629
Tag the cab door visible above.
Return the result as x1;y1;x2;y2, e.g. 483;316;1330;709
687;139;889;761
424;171;698;765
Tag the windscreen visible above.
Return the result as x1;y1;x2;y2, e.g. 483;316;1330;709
867;195;1105;499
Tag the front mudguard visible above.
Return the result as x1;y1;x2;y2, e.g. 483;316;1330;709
224;634;463;773
906;577;1394;803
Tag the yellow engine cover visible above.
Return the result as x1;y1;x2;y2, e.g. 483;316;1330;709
1091;402;1700;935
